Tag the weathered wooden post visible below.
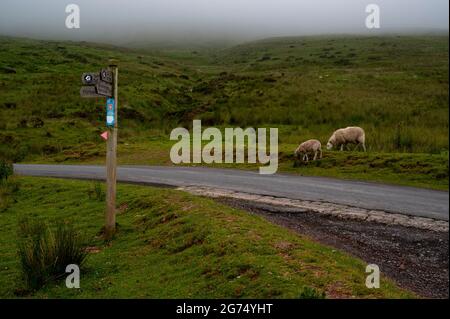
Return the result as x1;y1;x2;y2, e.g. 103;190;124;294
80;61;118;239
105;61;118;239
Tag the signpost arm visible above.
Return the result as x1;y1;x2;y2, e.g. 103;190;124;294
105;62;118;239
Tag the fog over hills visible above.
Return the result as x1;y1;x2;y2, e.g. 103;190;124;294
0;0;448;47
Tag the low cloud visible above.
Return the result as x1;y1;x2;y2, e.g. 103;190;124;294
0;0;448;45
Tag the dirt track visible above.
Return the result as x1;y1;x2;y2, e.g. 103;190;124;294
218;198;449;299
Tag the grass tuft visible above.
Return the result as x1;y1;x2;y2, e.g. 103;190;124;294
17;217;87;292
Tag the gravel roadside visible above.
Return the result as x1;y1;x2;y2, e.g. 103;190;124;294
218;198;449;299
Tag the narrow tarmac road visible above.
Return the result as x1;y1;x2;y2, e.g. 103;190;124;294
14;164;449;221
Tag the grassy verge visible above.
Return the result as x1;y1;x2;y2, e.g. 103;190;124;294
0;177;414;298
279;150;449;191
25;135;449;191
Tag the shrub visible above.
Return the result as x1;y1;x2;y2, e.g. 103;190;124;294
0;159;13;182
17;218;88;291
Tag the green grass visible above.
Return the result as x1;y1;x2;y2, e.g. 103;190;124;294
22;135;448;191
280;150;449;190
0;177;414;298
0;34;448;189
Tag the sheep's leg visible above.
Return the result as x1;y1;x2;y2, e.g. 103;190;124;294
313;150;318;161
304;154;309;162
319;148;323;159
362;143;366;152
340;144;344;151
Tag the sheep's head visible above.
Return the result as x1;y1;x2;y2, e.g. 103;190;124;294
326;140;334;150
327;134;336;150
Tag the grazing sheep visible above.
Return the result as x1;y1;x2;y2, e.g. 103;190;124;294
327;126;366;151
295;139;322;162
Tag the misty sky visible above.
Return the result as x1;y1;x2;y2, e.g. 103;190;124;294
0;0;448;45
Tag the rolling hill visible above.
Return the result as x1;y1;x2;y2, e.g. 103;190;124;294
0;34;448;189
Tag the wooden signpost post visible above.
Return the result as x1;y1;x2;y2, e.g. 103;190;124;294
80;62;118;239
105;63;118;239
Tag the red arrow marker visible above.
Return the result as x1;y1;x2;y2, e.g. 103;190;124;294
101;131;108;140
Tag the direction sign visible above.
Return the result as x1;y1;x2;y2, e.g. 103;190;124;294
81;72;99;85
100;69;113;84
80;86;103;98
96;81;113;97
106;98;115;127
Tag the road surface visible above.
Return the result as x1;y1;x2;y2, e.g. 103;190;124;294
14;164;449;221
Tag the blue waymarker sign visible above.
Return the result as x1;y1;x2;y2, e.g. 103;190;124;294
106;98;115;127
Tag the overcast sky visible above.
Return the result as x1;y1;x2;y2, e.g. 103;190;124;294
0;0;448;45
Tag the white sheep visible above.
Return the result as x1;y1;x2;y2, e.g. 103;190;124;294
326;126;366;151
295;139;322;162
